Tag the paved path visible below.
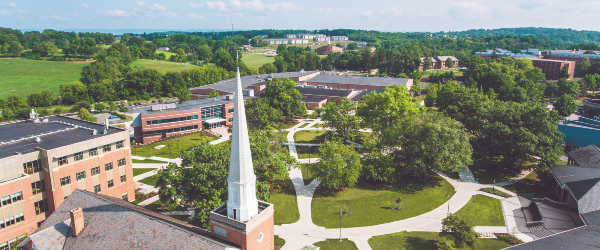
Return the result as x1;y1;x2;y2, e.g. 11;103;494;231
138;195;160;206
210;137;230;145
132;163;168;169
496;170;533;187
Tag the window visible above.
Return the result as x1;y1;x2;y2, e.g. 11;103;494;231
94;184;101;193
10;192;22;203
118;158;126;167
58;156;68;166
258;232;264;242
120;175;126;183
60;176;71;186
142;125;199;136
1;196;11;206
105;162;113;171
4;217;14;227
74;152;83;161
0;220;4;230
89;148;98;156
116;141;124;149
201;105;223;121
31;180;46;195
91;166;100;176
229;118;233;122
145;115;198;125
76;171;86;181
34;199;48;215
103;144;111;152
23;159;42;174
15;213;24;223
108;180;114;188
228;108;234;113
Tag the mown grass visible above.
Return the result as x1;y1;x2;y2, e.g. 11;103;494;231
296;146;319;159
0;58;91;99
138;175;158;186
369;231;511;250
504;171;559;200
132;168;157;177
311;176;456;228
132;133;218;159
293;130;328;144
301;164;316;185
453;195;505;226
130;59;197;74
314;239;359;250
241;53;275;67
131;159;168;164
270;173;300;225
154;50;177;60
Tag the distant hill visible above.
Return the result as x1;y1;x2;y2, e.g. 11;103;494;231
447;27;600;47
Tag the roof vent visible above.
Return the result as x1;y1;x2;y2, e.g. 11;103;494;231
35;137;41;143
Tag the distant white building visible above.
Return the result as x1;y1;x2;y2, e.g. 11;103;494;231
289;38;309;44
358;42;368;47
314;36;328;42
283;34;297;39
267;39;289;45
299;34;316;40
331;36;349;41
158;47;169;52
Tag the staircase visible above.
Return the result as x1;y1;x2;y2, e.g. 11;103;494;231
478;231;496;238
529;225;554;238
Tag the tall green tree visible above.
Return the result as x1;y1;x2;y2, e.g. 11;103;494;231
207;90;220;98
7;41;23;57
261;78;307;118
258;63;277;74
322;98;361;142
557;78;579;96
560;64;572;79
314;140;362;189
59;81;89;105
575;57;591;77
445;57;454;68
554;94;577;117
245;98;285;130
440;214;478;248
250;128;296;183
175;87;191;103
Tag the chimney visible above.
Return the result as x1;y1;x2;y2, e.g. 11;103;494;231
70;207;85;236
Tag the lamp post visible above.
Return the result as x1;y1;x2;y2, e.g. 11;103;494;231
339;208;343;242
177;139;180;151
446;193;450;214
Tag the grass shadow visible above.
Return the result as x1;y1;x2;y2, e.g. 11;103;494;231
404;236;438;250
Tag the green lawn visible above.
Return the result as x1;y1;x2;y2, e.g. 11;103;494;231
453;195;505;226
297;123;310;128
354;132;374;144
414;95;425;104
130;59;197;74
131;159;168;164
241;53;275;67
314;239;358;250
312;176;456;228
132;168;157;177
301;164;316;185
132;133;218;159
369;231;511;250
469;165;520;185
283;122;299;129
144;200;185;213
575;99;583;106
504;171;559;200
296;146;319;159
154;50;177;60
270;174;300;225
293;130;328;144
138;175;158;186
0;58;91;99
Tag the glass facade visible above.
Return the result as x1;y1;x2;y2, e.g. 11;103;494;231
201;105;223;121
143;125;199;136
146;115;198;125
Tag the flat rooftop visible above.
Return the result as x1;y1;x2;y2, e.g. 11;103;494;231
307;74;410;87
189;70;320;94
297;87;355;97
129;96;251;115
531;58;576;63
0;116;124;159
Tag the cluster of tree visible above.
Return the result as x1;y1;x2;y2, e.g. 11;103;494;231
448;27;600;48
0;28;115;54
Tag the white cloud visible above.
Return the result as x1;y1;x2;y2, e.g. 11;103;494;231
17;9;27;13
137;2;147;6
230;0;264;11
259;16;267;21
189;2;203;8
188;13;205;20
265;2;302;13
0;10;9;14
150;4;166;10
206;1;229;11
165;12;178;17
447;2;492;20
8;2;16;7
105;9;129;17
81;3;90;9
363;11;372;18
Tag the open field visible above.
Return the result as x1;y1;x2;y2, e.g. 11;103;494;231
130;59;197;74
154;50;177;60
314;239;358;250
131;159;168;164
453;194;505;226
271;173;300;225
132;133;219;159
0;59;91;99
369;231;511;250
241;53;275;67
132;168;157;177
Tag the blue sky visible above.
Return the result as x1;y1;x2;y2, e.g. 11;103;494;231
1;0;600;32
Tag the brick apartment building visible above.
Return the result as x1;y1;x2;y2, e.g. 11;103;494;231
531;58;576;80
316;44;344;55
0;114;134;249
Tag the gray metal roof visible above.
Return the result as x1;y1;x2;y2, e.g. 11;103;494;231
296;87;354;97
188;71;320;94
0;116;124;159
302;97;327;103
551;165;600;185
506;225;600;249
129;97;247;115
307;74;409;87
353;89;387;100
567;145;600;168
20;189;237;250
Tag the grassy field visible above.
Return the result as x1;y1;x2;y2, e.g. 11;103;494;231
132;133;218;159
314;239;359;250
504;171;558;200
241;53;275;67
368;231;511;250
293;130;328;144
297;123;310;128
138;175;158;186
296;146;319;159
283;122;299;129
131;159;168;164
311;176;456;228
154;50;177;60
270;173;300;225
301;164;316;185
0;59;91;99
132;168;157;177
453;195;505;226
130;59;197;74
469;165;520;185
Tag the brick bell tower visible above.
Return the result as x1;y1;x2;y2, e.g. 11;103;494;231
209;54;274;250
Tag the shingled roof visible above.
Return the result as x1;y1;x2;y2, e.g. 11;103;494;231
19;189;238;250
506;225;600;249
567;145;600;168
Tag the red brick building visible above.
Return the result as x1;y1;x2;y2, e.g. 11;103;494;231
531;58;576;80
316;44;343;55
0;115;134;249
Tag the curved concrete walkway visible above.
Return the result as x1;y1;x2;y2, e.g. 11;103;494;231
275;119;526;250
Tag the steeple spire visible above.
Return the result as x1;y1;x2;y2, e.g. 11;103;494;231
226;51;259;221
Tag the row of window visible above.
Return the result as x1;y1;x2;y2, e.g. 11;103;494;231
57;141;125;166
61;175;126;192
60;159;126;187
1;192;22;207
142;125;199;136
32;180;46;195
0;234;26;250
23;159;42;175
201;105;224;121
146;115;198;125
34;199;48;215
0;213;24;231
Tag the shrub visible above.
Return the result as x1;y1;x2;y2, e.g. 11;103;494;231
496;234;524;245
529;202;543;221
479;188;511;197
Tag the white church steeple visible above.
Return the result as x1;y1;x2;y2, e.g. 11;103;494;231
226;52;259;222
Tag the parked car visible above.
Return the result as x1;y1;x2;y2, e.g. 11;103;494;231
109;115;119;119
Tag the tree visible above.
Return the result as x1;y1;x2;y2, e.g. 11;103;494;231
213;48;236;71
261;78;307;118
544;81;559;98
250;128;296;183
78;107;97;122
322;58;332;71
155;143;229;230
445;57;454;68
175;87;191;103
32;42;58;57
207;90;220;98
391;112;473;178
554;94;577;117
321;98;361;142
423;57;433;70
121;33;131;46
575;57;590;77
560;64;571;79
357;85;425;145
314;140;362;189
245;98;285;130
7;41;23;57
94;102;107;111
258;63;277;74
346;42;358;50
40;90;55;107
59;81;88;105
197;44;212;61
557;78;579;96
440;214;478;248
